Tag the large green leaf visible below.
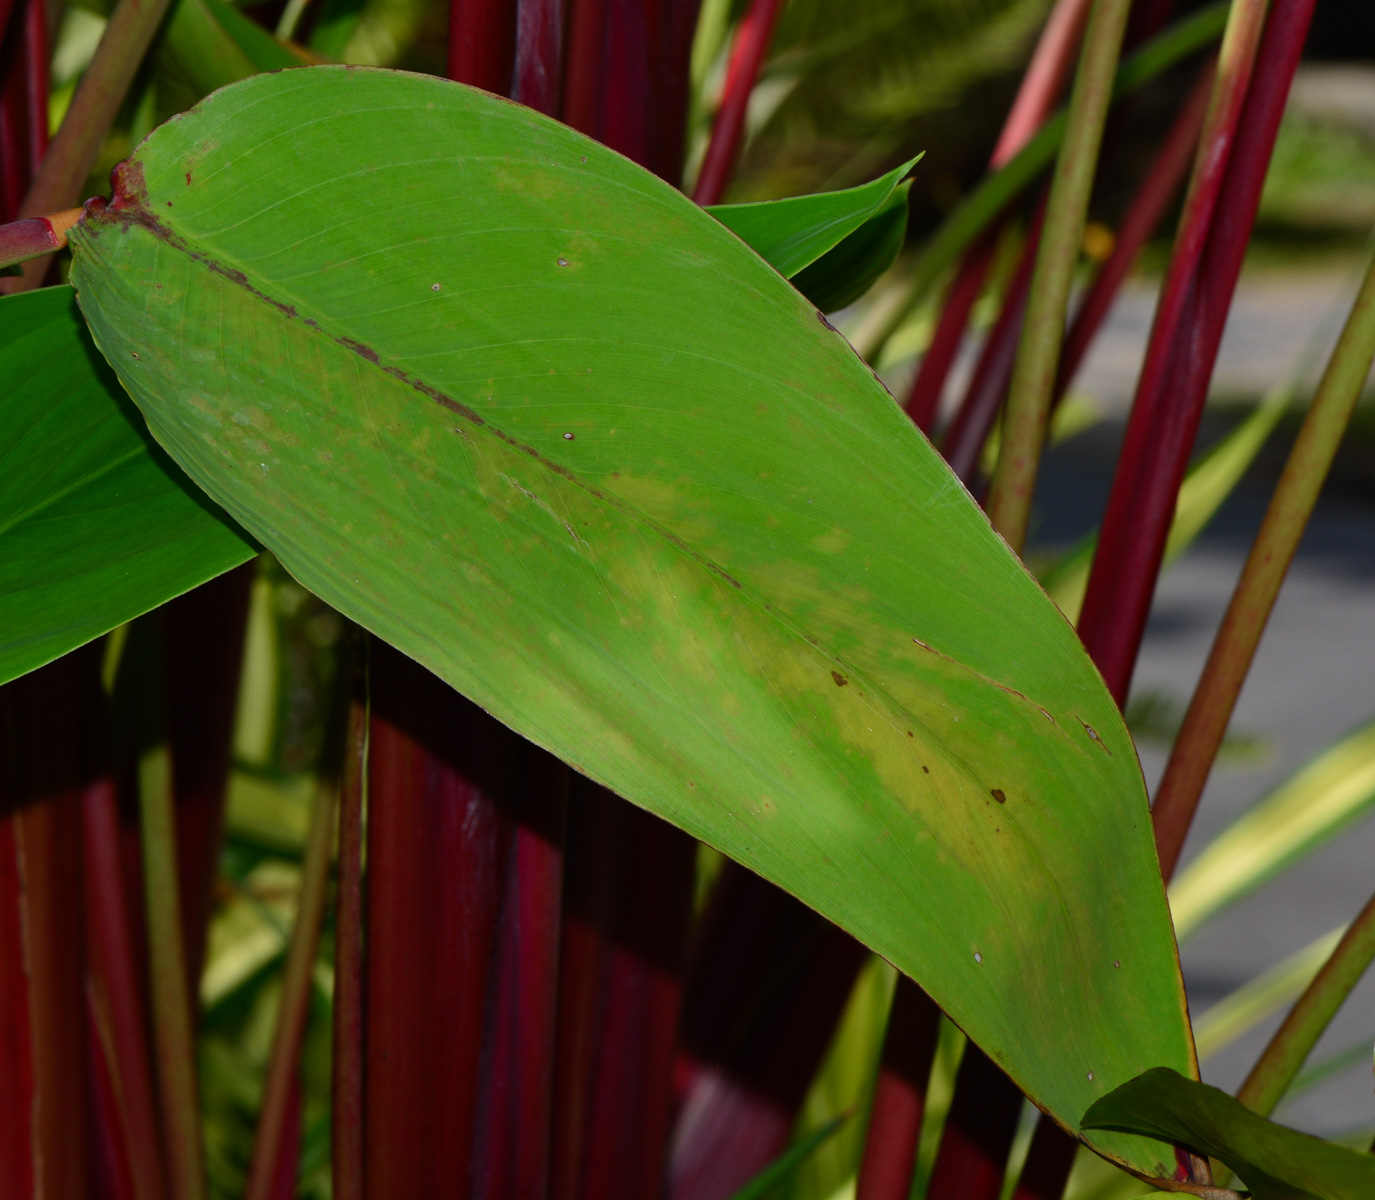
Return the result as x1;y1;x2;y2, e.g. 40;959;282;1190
1084;1068;1375;1199
69;66;1192;1170
0;286;254;686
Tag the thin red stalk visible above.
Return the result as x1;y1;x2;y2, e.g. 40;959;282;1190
89;996;140;1200
903;234;999;433
923;1046;1023;1200
244;753;341;1200
690;0;784;205
2;653;94;1200
559;0;608;147
0;208;80;267
331;687;366;1200
644;0;702;184
549;782;697;1200
0;795;34;1196
471;748;567;1197
1151;246;1375;881
1054;63;1212;399
512;0;566;115
364;645;515;1196
1076;0;1290;703
1008;1119;1081;1200
941;197;1047;482
84;774;168;1200
903;0;1090;429
6;0;181;290
667;865;867;1200
21;0;45;179
448;0;517;92
162;567;252;996
854;978;942;1200
564;0;652;171
0;52;26;222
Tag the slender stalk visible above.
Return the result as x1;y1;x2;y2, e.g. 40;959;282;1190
854;978;941;1200
940;196;1047;481
986;0;1134;554
922;1046;1023;1200
512;0;566;116
332;684;367;1200
1151;250;1375;880
1054;64;1213;400
1008;1117;1080;1200
0;209;82;269
1237;887;1375;1116
1076;0;1296;704
84;775;169;1200
6;0;181;291
691;0;785;205
139;739;206;1200
851;1;1230;360
903;0;1089;429
244;754;342;1199
22;0;48;179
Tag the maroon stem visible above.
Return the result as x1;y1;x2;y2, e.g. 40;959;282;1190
331;688;367;1200
923;1045;1023;1200
512;0;565;115
85;772;169;1200
0;653;94;1200
940;196;1048;482
1055;63;1213;400
854;978;942;1200
448;0;517;92
0;797;33;1195
21;0;45;178
666;864;867;1200
690;0;784;205
904;233;1000;433
1008;1119;1080;1200
1076;0;1304;705
549;782;697;1200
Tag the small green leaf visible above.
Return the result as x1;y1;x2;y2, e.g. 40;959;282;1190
0;286;255;686
1084;1068;1375;1199
792;182;910;313
707;155;920;280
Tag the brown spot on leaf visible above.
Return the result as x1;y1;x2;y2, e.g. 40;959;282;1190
991;789;1006;804
831;671;847;687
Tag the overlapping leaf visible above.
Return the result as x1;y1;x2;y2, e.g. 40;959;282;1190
0;286;254;686
69;66;1193;1169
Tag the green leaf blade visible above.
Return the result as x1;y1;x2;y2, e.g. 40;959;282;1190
0;286;255;686
70;67;1192;1170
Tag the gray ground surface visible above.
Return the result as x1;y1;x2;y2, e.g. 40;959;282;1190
1027;260;1375;1140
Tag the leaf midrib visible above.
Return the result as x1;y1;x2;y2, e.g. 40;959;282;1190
0;442;144;540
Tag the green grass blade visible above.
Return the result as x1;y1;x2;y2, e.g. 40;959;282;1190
727;1115;850;1200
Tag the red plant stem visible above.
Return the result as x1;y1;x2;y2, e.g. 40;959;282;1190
472;748;567;1197
512;0;565;115
1054;62;1213;399
365;647;511;1196
0;60;27;222
923;1045;1023;1200
903;0;1090;429
448;0;517;92
549;782;697;1200
690;0;784;205
21;0;46;178
991;0;1094;168
854;978;942;1200
1;654;94;1200
0;208;80;267
1151;246;1375;881
7;0;180;290
667;865;867;1200
162;567;252;996
85;773;169;1200
0;799;33;1195
903;234;999;433
244;765;340;1200
941;196;1048;482
1008;1117;1080;1200
331;689;367;1200
1076;0;1290;704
